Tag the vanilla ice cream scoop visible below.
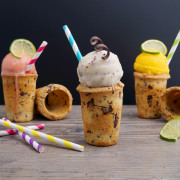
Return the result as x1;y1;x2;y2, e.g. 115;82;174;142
77;50;123;87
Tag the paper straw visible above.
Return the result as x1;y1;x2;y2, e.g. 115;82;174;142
15;130;44;153
26;41;48;73
63;25;82;61
167;30;180;65
0;124;44;137
3;118;44;153
0;118;84;152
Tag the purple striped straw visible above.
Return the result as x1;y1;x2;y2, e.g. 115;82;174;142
15;130;44;153
3;118;44;153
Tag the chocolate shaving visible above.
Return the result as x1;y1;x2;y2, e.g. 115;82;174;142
94;44;110;60
90;36;110;60
90;36;103;45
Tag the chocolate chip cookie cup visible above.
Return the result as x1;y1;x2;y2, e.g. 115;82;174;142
77;82;124;146
35;84;73;120
159;87;180;121
134;72;170;119
2;74;38;122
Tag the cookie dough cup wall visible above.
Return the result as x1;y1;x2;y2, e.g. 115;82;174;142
77;82;124;146
2;74;38;122
134;72;170;119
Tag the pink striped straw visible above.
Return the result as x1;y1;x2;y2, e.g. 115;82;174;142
26;41;48;73
0;124;45;137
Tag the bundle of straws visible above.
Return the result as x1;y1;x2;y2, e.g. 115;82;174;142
0;118;84;153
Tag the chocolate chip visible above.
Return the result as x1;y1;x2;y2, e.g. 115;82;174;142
112;90;114;94
87;98;94;108
24;84;27;87
87;130;91;133
147;95;152;107
86;93;92;96
148;85;153;89
114;113;119;128
101;105;113;114
107;100;112;104
96;114;98;117
173;99;178;104
20;101;24;105
20;91;27;96
97;135;100;138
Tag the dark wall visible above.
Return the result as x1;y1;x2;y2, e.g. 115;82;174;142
0;0;180;105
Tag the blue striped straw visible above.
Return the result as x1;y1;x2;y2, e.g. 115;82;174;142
167;30;180;65
63;25;82;61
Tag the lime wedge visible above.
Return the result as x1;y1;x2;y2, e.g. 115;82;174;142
160;118;180;142
10;39;36;58
141;39;167;55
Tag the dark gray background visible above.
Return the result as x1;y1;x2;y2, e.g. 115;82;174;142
0;0;179;105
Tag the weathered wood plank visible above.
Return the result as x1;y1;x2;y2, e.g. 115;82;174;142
0;105;179;180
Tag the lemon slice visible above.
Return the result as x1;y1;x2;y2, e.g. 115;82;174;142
141;39;167;55
10;39;36;58
160;118;180;142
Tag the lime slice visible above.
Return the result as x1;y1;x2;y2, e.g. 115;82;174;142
10;39;36;58
160;118;180;142
141;39;167;55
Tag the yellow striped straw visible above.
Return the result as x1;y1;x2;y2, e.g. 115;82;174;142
167;30;180;65
0;118;84;152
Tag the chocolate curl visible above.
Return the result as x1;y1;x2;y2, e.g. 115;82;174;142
90;36;103;45
94;44;110;60
90;36;110;60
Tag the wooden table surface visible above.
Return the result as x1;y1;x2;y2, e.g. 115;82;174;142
0;105;179;180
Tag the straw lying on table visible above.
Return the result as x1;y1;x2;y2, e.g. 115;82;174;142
63;25;82;62
15;130;44;153
0;124;44;137
3;118;44;153
0;118;84;152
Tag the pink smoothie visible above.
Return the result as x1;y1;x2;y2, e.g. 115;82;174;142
1;53;37;75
